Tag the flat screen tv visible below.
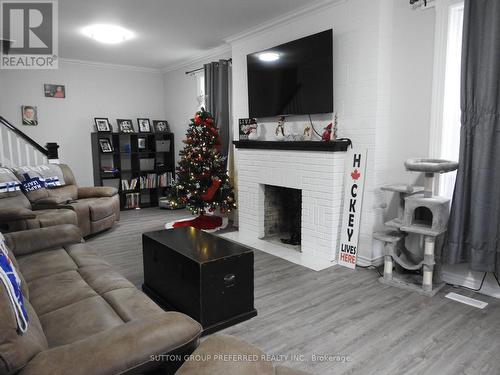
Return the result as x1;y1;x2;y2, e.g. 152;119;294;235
247;29;333;118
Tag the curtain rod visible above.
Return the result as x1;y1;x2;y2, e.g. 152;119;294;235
185;58;232;75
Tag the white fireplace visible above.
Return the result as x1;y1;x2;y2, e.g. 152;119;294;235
221;148;347;270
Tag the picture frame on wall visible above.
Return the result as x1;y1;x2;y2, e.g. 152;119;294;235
22;105;38;126
44;84;66;98
99;138;114;153
138;137;146;149
153;120;170;133
94;117;112;132
137;118;151;133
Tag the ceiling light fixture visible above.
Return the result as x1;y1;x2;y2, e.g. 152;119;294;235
82;24;134;44
258;52;280;62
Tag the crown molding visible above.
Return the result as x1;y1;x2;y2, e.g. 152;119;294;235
60;0;346;75
224;0;348;44
161;44;232;74
59;58;163;73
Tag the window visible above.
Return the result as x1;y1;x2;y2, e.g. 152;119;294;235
430;0;464;199
196;72;205;109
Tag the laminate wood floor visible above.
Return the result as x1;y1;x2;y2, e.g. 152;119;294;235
87;208;500;375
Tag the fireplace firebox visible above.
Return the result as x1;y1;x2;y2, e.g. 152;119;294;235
263;185;302;248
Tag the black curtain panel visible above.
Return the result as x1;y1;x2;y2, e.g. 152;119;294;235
444;0;500;274
204;60;230;160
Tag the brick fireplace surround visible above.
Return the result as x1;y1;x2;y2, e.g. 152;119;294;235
221;148;347;270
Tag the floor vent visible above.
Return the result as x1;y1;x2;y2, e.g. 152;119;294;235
445;292;488;309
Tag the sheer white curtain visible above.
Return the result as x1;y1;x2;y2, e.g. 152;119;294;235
439;2;464;199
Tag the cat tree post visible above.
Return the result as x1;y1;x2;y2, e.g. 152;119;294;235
422;236;435;291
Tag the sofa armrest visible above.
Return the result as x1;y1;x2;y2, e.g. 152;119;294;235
4;224;83;256
0;207;36;222
78;186;118;199
19;312;202;375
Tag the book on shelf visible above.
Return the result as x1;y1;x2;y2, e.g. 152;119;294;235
140;173;157;189
121;178;138;191
125;192;140;209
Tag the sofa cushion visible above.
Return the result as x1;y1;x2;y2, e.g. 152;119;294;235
65;243;110;268
27;270;97;316
102;287;165;322
39;295;123;347
16;248;78;282
17;312;201;375
0;287;48;375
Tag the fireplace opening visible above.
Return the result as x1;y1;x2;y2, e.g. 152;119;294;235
263;185;302;249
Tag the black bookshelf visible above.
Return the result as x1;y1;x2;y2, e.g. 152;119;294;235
91;132;175;210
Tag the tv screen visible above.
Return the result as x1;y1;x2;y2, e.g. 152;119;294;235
247;29;333;118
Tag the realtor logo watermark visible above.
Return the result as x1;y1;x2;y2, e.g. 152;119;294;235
0;0;58;69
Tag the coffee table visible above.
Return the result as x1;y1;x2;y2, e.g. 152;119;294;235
142;227;257;334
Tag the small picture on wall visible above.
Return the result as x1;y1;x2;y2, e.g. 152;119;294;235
153;120;170;133
44;84;66;98
99;138;114;153
138;137;146;149
137;118;151;133
22;106;38;126
117;119;135;133
94;118;112;132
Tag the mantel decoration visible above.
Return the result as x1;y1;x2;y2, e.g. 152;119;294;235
167;108;236;231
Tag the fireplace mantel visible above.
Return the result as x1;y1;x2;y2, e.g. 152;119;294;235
233;140;350;152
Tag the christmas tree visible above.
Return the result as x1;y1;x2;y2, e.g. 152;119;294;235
174;109;236;216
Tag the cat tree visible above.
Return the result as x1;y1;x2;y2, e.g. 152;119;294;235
374;158;458;296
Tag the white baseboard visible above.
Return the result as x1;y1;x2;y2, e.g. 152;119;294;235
357;254;384;267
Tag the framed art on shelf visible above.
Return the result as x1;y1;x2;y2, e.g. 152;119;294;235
138;137;146;149
153;120;170;133
137;118;151;133
99;138;114;153
117;119;135;133
94;117;112;132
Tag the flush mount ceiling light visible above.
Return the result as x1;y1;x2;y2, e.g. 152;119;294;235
258;52;280;62
82;24;134;44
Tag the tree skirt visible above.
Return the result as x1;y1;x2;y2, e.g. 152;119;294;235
165;214;228;232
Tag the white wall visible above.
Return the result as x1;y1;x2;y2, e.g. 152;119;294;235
162;50;232;166
229;0;436;263
0;61;166;185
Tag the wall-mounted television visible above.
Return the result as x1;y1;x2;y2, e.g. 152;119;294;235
247;29;333;118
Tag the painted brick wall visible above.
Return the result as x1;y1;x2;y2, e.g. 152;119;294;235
237;149;346;261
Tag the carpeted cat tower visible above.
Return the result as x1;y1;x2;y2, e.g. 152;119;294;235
374;158;458;296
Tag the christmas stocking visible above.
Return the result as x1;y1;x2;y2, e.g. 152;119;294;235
201;177;221;201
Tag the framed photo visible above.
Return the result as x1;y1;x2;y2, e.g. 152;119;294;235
153;120;170;133
94;118;112;132
44;84;65;98
99;138;114;153
138;137;146;149
22;106;38;126
137;118;151;133
117;119;135;133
